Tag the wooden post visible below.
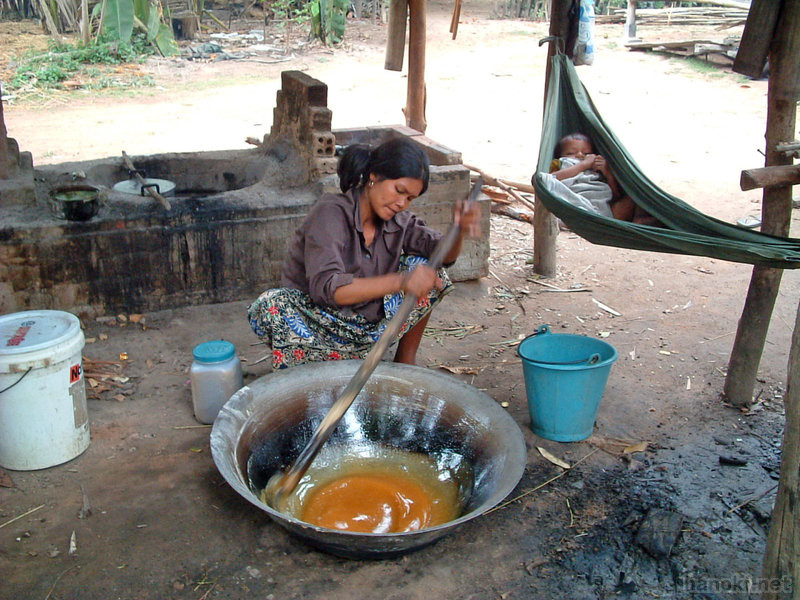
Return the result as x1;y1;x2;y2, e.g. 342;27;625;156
533;0;574;277
724;0;800;408
385;0;408;71
405;0;426;133
623;0;636;41
762;298;800;597
81;0;90;45
0;84;8;180
761;2;800;591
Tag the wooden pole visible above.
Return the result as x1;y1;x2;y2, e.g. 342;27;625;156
81;0;90;45
761;2;800;591
385;0;408;72
740;164;800;191
623;0;636;41
723;0;799;408
121;151;172;210
533;0;574;277
0;84;9;180
762;298;800;598
405;0;426;133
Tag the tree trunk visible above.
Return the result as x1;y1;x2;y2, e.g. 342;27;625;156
533;0;574;277
623;0;636;40
724;0;799;408
405;0;426;132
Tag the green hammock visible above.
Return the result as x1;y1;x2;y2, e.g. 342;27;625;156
532;53;800;269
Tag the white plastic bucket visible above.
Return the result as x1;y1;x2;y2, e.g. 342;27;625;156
0;310;90;470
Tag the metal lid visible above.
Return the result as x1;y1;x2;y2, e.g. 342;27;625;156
113;178;176;197
0;310;81;355
193;340;236;363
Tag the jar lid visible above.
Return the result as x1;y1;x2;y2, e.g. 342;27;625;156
193;340;236;363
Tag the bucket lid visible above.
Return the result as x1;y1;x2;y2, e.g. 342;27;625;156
194;340;236;363
0;310;82;356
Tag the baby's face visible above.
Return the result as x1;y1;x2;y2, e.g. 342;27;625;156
561;138;593;159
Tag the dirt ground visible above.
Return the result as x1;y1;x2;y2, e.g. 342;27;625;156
2;2;800;598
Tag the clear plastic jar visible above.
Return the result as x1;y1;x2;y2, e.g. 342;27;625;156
190;340;243;424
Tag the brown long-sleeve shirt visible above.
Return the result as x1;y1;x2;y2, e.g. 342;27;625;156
281;189;443;322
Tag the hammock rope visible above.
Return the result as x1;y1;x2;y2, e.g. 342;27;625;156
532;53;800;269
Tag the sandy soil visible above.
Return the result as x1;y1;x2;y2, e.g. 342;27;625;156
1;2;800;599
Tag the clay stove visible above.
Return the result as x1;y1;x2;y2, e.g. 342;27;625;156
0;72;489;316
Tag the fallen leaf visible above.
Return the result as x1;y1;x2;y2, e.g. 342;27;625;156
623;442;649;454
129;314;144;323
99;333;108;341
0;468;13;488
117;314;128;322
114;394;126;402
537;447;571;469
68;531;77;555
85;337;96;344
190;447;203;453
119;353;128;360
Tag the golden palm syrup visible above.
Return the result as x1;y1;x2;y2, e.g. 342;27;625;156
262;448;463;533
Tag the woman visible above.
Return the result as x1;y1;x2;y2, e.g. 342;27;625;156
248;137;481;369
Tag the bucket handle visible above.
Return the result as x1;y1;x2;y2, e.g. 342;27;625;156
0;367;32;395
517;325;602;366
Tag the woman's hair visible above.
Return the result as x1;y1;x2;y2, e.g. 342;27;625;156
555;132;592;158
337;138;430;195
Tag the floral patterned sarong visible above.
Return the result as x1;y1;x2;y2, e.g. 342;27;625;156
247;256;453;369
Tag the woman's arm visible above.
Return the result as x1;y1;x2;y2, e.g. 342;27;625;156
332;269;440;305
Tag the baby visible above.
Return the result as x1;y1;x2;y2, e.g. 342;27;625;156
549;133;659;225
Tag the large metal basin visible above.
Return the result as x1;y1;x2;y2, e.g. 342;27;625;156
210;360;526;559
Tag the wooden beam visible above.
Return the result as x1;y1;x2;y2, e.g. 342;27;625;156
733;0;781;79
385;0;408;72
740;164;800;190
405;0;426;133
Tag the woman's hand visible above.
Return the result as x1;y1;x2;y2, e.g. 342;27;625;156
400;265;442;298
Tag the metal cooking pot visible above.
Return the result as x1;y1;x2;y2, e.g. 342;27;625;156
210;360;527;559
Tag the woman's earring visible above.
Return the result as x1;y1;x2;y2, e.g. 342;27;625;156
368;180;374;187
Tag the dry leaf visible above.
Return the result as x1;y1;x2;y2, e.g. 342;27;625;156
0;468;13;488
85;337;96;344
129;314;144;323
537;447;571;469
117;314;127;322
68;531;77;555
119;353;128;360
623;442;649;454
114;394;126;402
99;333;108;341
87;378;99;388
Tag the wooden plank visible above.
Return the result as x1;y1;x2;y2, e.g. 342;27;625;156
733;0;781;79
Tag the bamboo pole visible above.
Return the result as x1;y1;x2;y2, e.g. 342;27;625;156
533;0;574;277
724;0;799;409
405;0;426;133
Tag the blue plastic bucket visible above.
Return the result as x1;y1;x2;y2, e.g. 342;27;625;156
517;325;618;442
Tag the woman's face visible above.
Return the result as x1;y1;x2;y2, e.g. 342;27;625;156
367;176;424;221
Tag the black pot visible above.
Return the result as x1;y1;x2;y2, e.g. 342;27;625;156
51;185;100;222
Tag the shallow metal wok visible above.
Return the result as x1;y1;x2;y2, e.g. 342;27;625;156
210;360;527;559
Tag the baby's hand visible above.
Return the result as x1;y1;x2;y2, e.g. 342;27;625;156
593;155;609;175
580;154;598;170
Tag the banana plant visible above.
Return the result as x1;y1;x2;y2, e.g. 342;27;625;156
93;0;179;55
310;0;348;45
